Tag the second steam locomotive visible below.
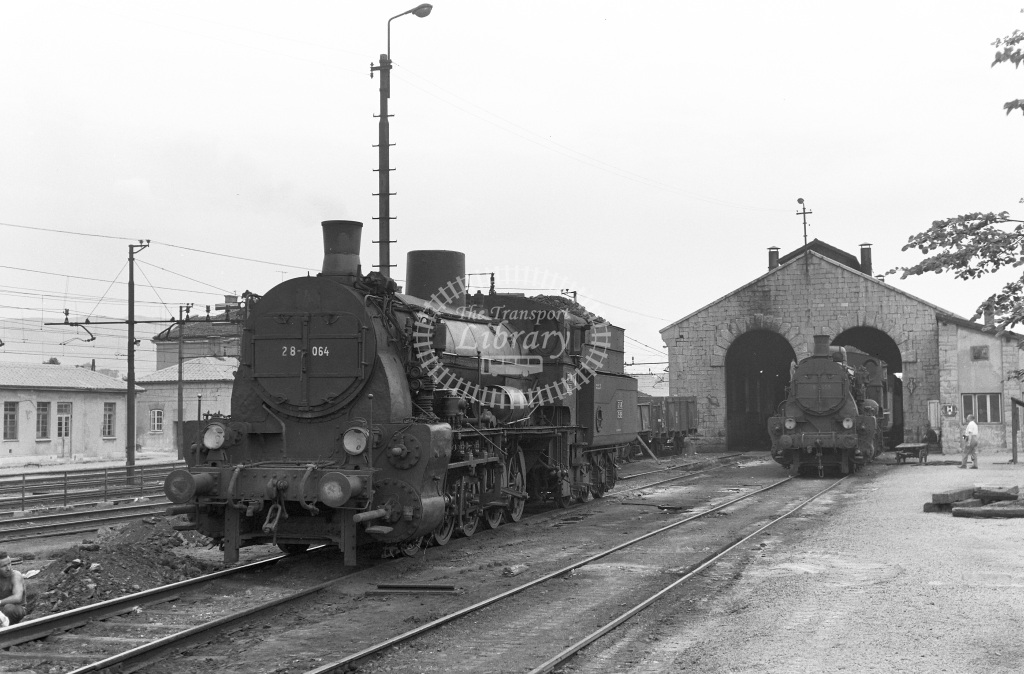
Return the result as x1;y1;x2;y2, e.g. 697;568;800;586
165;221;639;564
768;335;888;476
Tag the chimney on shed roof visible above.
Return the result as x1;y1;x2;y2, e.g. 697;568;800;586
984;305;995;327
859;243;873;276
768;247;780;270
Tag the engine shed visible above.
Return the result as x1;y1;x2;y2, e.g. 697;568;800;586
661;239;1024;454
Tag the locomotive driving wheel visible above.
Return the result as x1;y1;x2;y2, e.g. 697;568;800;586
432;490;457;546
483;463;504;530
505;449;527;523
457;476;481;537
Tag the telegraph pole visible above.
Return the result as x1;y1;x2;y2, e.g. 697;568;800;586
371;51;395;278
127;241;149;477
369;3;432;278
177;304;193;461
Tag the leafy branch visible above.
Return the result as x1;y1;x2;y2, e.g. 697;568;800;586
889;212;1024;330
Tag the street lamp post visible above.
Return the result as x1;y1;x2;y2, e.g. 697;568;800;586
370;3;432;279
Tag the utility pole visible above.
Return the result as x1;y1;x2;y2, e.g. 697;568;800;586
177;303;193;461
370;3;432;278
47;240;180;479
127;241;149;478
371;51;395;278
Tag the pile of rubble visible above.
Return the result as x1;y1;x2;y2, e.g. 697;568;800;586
27;517;221;617
923;484;1023;517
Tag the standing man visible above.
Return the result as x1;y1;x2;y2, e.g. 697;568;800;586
960;414;980;470
0;550;27;626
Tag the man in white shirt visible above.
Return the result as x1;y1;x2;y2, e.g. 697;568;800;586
959;414;980;469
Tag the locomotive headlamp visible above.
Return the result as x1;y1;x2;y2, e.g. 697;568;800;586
343;427;370;455
202;422;228;450
784;417;797;430
842;417;855;430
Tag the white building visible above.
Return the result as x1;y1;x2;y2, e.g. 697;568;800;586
0;363;133;467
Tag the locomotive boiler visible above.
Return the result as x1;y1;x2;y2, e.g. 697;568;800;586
164;220;637;564
768;335;888;476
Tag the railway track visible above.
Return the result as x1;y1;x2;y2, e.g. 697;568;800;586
293;472;849;674
0;500;172;541
0;546;350;673
2;455;802;672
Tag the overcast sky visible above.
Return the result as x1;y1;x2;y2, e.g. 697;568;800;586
1;1;1022;375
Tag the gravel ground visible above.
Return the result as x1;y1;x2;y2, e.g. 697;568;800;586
575;449;1024;674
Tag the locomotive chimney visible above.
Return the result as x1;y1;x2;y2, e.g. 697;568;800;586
768;247;780;270
321;220;362;281
859;243;872;276
406;250;467;307
813;334;831;357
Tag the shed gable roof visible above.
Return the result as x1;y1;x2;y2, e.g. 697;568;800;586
661;248;972;336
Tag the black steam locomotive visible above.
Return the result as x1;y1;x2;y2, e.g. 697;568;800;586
164;221;639;564
768;335;888;476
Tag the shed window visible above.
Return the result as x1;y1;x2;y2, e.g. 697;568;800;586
970;346;989;361
3;402;17;440
102;403;116;438
37;402;50;439
962;394;1001;423
150;409;163;433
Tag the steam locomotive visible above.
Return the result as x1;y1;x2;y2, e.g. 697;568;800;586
164;221;639;564
768;335;888;476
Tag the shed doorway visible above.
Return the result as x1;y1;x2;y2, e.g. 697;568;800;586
725;330;796;450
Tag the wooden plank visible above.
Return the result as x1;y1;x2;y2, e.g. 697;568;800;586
931;488;976;504
953;505;1024;518
974;486;1020;503
952;499;983;508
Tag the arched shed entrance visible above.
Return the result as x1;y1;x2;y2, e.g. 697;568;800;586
725;330;797;449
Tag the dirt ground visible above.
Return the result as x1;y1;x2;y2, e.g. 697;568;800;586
12;518;223;618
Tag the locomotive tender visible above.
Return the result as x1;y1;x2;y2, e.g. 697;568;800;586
164;221;638;564
768;335;888;476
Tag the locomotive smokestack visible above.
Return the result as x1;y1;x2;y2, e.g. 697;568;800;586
859;243;872;276
321;220;362;280
813;334;831;357
406;250;467;307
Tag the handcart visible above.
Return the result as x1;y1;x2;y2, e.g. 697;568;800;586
895;442;930;464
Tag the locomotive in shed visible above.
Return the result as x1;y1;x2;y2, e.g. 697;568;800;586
768;335;888;476
164;221;639;564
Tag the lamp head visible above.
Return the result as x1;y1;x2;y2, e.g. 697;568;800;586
412;3;432;17
797;198;804;205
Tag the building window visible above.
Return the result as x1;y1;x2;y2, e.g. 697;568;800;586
102;403;116;438
3;402;17;440
962;393;1001;423
37;402;50;439
150;409;164;433
970;346;989;361
57;403;72;438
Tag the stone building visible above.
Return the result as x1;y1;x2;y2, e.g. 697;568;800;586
660;240;1024;453
0;362;132;467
